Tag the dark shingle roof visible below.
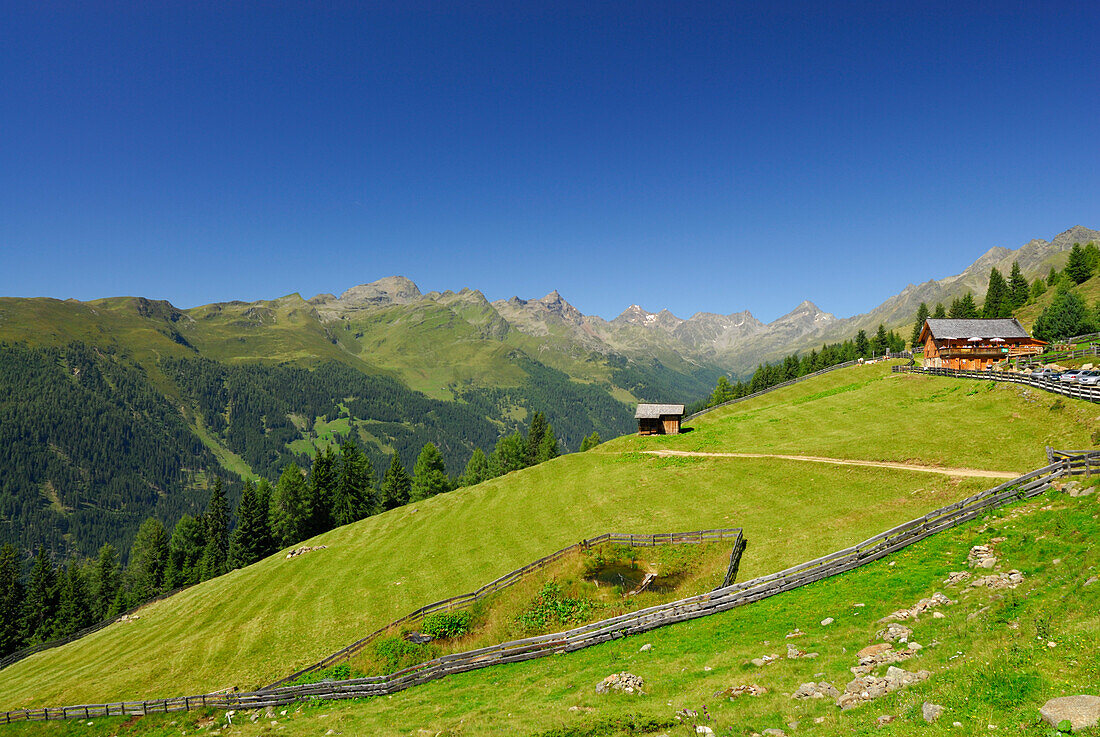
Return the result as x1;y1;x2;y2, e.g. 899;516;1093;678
635;403;685;419
924;318;1031;340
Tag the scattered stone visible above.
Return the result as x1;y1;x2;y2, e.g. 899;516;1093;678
933;611;946;619
595;672;644;695
879;592;955;622
968;545;998;569
785;628;805;639
786;643;819;659
851;644;918;675
821;617;834;626
836;667;931;710
761;730;786;737
792;682;840;700
750;654;777;667
908;642;923;650
922;702;945;723
286;545;328;559
967;606;991;621
857;643;893;658
1086;577;1098;586
853;602;866;607
943;571;971;586
639;643;652;652
568;706;595;713
695;726;713;736
716;684;768;699
814;716;826;724
953;722;963;727
1068;484;1096;498
704;666;713;671
876;623;912;642
876;715;897;727
787;721;799;730
969;570;1025;590
1039;695;1100;731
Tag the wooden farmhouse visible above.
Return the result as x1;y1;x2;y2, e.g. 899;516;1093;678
635;403;685;435
919;318;1046;370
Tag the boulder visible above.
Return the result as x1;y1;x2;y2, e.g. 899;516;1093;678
1039;695;1100;732
792;682;840;700
595;672;644;695
821;617;835;626
922;702;945;723
876;623;912;642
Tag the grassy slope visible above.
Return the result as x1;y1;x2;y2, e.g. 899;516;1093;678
2;362;1097;711
11;483;1099;736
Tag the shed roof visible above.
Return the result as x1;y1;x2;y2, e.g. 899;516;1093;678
922;318;1032;341
635;403;685;419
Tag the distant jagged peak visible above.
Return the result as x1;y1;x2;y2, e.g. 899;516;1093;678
337;276;423;306
1054;225;1100;247
772;299;836;327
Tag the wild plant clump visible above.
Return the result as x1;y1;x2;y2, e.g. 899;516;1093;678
421;610;471;639
517;581;594;632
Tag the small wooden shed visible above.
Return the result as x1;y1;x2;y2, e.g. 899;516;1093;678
635;403;685;435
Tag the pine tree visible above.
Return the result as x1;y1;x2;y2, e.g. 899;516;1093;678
271;464;309;546
254;479;276;557
579;432;601;452
949;293;979;319
55;561;92;638
1032;286;1096;343
525;412;548;466
0;543;24;656
130;517;170;601
537;426;559;462
166;514;205;588
910;302;930;349
335;441;374;525
1047;267;1059;286
982;268;1011;318
932;303;947;319
199;479;230;581
304;447;337;537
381;454;411;510
870;324;889;356
89;543;120;621
1065;243;1092;284
230;480;274;568
854;329;869;357
411;442;449;501
1029;278;1047;302
458;448;489;487
22;548;57;645
1007;261;1029;310
488;432;527;477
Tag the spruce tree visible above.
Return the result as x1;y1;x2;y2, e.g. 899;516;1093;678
932;303;947;319
89;543;120;621
950;293;979;319
271;464;308;546
381;454;411;510
579;432;601;452
254;479;276;557
458;448;489;487
230;480;274;568
1007;261;1029;309
55;561;93;638
488;432;527;477
537;426;559;462
1065;243;1092;284
870;324;889;356
22;548;57;645
525;412;548;466
335;440;374;524
854;329;869;357
411;442;449;501
1032;286;1095;343
1047;266;1059;286
0;543;24;656
199;479;230;581
166;514;205;588
982;268;1011;318
1029;278;1047;302
910;302;930;349
305;447;337;537
130;517;170;601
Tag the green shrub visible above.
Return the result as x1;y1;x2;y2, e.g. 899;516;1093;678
373;636;437;674
421;611;471;639
518;581;594;632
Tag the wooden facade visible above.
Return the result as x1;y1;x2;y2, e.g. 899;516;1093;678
919;318;1045;371
635;403;685;435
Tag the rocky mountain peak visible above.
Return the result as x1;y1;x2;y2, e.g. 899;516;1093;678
337;276;423;307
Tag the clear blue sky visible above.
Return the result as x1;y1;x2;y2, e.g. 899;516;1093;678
2;1;1097;322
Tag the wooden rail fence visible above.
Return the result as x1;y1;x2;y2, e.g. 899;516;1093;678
266;527;745;688
893;365;1100;404
3;449;1086;725
685;353;911;422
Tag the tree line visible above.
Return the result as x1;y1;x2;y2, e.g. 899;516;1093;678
692;325;905;412
0;414;562;659
906;242;1100;346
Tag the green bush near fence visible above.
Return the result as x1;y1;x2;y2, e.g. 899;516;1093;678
420;611;471;640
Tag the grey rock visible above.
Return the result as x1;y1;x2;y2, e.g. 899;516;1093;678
639;643;652;652
1039;695;1100;731
821;617;834;626
922;702;945;723
595;672;644;695
762;730;787;737
792;682;840;700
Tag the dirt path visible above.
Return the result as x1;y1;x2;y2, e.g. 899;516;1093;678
641;449;1020;479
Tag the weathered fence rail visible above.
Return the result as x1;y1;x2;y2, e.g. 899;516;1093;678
5;449;1086;724
685;353;911;422
893;365;1100;404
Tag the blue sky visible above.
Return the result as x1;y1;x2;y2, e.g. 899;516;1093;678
2;2;1097;322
